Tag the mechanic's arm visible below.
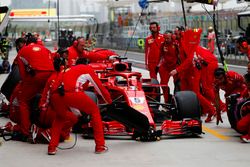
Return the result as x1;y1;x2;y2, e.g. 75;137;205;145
169;54;193;76
156;44;165;74
17;52;27;79
87;68;112;104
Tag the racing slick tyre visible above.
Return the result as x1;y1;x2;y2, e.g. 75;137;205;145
1;65;20;101
227;97;249;131
0;59;10;74
227;101;239;130
173;91;201;120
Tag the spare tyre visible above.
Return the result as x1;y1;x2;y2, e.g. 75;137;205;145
1;65;21;101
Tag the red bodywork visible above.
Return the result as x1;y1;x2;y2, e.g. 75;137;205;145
82;54;202;139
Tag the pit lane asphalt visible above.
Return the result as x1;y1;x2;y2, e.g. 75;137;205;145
0;48;249;167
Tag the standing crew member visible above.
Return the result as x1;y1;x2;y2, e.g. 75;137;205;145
158;31;179;103
67;36;88;67
47;64;112;155
207;26;215;54
145;22;164;80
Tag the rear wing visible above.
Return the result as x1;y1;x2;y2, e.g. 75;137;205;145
0;6;10;33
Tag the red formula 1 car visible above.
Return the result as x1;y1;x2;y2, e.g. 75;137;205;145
0;50;202;142
80;56;202;141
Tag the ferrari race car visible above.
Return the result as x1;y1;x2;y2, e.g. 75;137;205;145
80;55;202;141
0;49;202;142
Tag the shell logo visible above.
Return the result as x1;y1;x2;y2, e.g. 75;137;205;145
32;47;41;52
133;105;144;111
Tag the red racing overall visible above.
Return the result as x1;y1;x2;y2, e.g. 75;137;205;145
67;45;83;67
174;29;216;116
48;65;112;152
196;46;218;102
158;36;179;103
145;33;164;79
17;43;54;137
214;71;248;105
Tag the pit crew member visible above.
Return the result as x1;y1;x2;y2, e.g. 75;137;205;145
67;36;88;67
158;31;179;103
145;22;164;80
214;68;248;125
47;61;112;155
16;35;54;139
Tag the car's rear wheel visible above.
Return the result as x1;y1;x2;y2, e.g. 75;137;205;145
1;65;21;101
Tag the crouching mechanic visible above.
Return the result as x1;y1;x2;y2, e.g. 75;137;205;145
0;48;70;143
30;48;72;143
214;68;248;125
16;36;54;139
48;60;112;155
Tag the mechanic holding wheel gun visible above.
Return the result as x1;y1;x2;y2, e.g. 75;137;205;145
47;61;112;155
145;22;165;80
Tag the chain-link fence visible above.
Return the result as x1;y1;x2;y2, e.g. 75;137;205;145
94;11;248;66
